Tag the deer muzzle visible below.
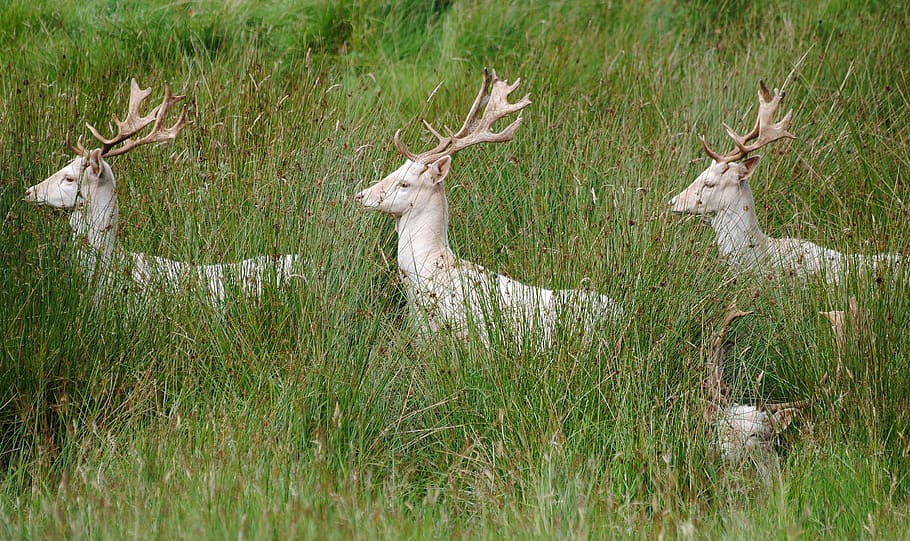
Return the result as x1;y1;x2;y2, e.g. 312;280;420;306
23;185;41;203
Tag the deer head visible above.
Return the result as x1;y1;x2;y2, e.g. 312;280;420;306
24;150;112;210
24;78;191;210
354;68;531;216
717;403;797;460
670;82;794;216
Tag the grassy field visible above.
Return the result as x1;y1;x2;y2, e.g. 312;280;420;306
2;0;910;538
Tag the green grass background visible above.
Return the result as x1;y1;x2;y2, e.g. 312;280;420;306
2;0;909;538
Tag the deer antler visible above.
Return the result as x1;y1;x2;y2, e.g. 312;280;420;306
394;68;531;163
77;78;192;158
705;302;809;427
704;301;753;419
701;81;795;164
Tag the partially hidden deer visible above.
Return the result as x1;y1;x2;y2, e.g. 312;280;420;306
24;79;302;306
705;302;804;461
354;69;621;346
670;82;900;282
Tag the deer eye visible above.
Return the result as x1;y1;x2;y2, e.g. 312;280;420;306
702;180;717;188
398;182;411;188
63;176;76;183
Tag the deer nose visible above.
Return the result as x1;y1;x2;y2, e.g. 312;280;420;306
24;187;35;201
353;191;364;203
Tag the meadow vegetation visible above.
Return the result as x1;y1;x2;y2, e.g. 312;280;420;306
1;0;910;537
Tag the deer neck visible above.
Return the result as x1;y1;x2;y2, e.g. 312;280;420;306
395;188;454;280
710;185;769;265
70;177;119;262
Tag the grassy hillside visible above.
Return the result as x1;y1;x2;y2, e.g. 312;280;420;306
1;0;909;538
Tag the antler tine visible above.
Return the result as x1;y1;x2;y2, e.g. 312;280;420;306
393;129;419;160
445;70;531;155
85;78;159;154
119;78;159;134
393;68;531;164
706;81;796;164
421;119;447;144
146;83;193;140
700;135;725;162
478;74;531;130
451;67;494;139
393;120;451;162
101;82;192;158
722;109;794;156
68;137;89;157
392;80;460;162
724;81;771;148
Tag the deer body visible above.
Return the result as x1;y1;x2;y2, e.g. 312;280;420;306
670;82;900;282
26;152;302;306
130;253;302;305
24;80;302;306
356;71;620;346
671;159;850;280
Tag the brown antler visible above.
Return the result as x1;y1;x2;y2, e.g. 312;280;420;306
78;78;192;158
705;301;753;419
394;68;531;163
705;302;808;426
702;81;795;164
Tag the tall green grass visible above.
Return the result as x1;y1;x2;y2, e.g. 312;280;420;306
2;0;909;538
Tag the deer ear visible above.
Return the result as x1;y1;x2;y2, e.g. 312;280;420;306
88;149;104;177
739;155;762;180
427;156;451;185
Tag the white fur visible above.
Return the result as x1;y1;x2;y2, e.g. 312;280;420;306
669;157;900;281
355;157;621;346
24;151;302;306
716;404;794;461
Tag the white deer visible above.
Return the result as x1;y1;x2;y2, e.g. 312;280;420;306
669;82;900;282
24;79;301;306
354;69;621;346
704;302;802;462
